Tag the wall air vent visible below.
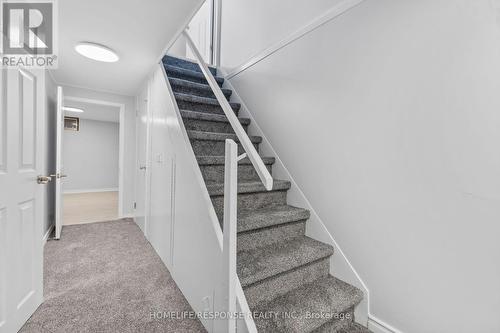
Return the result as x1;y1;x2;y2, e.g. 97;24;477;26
64;116;80;131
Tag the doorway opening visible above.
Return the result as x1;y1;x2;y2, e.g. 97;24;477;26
61;97;125;225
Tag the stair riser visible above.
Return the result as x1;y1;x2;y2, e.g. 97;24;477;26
244;258;330;309
237;221;306;252
183;118;247;134
200;163;271;183
190;139;258;156
171;83;232;99
176;100;239;116
164;56;217;75
211;191;288;221
312;308;355;333
166;69;224;87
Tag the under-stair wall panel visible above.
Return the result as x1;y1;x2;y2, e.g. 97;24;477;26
140;65;224;332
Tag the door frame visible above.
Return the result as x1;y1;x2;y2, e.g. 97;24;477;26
212;0;222;67
134;84;152;237
63;96;126;217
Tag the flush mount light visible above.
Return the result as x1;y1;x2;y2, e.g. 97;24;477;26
63;107;84;113
75;42;119;62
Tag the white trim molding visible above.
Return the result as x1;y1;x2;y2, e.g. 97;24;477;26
368;315;403;333
225;0;367;79
43;224;55;243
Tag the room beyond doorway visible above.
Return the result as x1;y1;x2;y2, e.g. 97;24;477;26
62;98;124;225
63;191;119;225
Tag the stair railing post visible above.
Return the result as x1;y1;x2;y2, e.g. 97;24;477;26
223;139;238;333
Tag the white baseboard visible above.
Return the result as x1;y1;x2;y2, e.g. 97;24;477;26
368;315;403;333
64;188;118;194
43;224;54;243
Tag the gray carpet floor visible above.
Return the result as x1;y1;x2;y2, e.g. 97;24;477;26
20;219;206;333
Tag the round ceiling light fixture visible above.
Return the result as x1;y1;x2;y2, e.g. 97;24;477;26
75;42;119;63
63;106;84;113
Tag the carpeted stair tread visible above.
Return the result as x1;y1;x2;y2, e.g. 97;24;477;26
163;55;217;75
207;179;290;196
238;205;310;233
237;236;334;287
253;276;364;333
174;92;241;113
165;65;225;86
170;77;232;99
181;110;250;125
187;130;262;144
197;155;274;166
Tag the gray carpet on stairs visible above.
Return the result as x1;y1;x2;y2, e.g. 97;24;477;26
164;55;372;333
19;219;206;333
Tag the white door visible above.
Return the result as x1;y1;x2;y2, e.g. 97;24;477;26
0;68;44;333
186;0;213;64
134;86;150;236
54;86;65;239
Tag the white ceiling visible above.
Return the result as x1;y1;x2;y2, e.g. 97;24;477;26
52;0;203;96
64;100;120;123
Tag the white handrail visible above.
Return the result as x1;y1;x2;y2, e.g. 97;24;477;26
223;139;238;333
183;30;273;191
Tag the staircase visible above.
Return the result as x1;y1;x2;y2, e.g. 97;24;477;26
163;55;371;333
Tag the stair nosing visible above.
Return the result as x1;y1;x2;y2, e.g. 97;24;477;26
174;92;240;109
187;130;262;143
165;64;224;83
181;110;250;125
237;205;310;233
238;236;334;288
207;179;290;196
169;77;232;95
253;275;364;333
197;155;274;165
163;56;218;73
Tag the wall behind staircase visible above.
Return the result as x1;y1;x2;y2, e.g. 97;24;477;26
220;0;500;332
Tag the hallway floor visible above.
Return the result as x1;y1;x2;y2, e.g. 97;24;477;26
20;219;206;333
63;191;119;225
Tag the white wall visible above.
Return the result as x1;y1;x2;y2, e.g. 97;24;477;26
63;119;119;191
221;0;500;332
62;85;136;216
220;0;345;69
136;65;227;332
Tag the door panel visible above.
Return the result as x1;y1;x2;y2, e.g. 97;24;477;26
0;69;5;332
0;69;6;172
54;86;64;239
0;67;44;333
135;87;150;235
16;200;36;309
19;70;36;170
186;0;213;64
0;208;6;330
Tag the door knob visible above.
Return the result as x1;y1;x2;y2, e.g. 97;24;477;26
37;175;52;184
